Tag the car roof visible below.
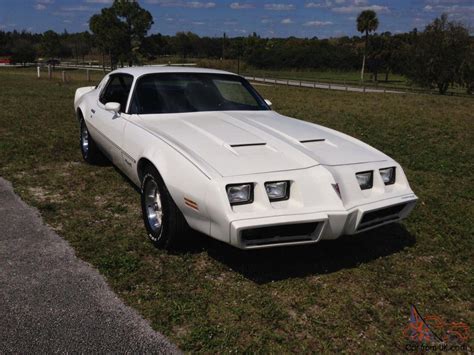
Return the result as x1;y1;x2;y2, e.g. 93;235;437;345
110;66;237;77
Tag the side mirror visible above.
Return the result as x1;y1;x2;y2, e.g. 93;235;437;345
264;99;273;107
105;102;121;113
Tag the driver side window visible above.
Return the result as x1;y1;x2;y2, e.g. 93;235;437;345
99;74;133;112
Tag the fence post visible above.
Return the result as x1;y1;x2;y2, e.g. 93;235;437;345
87;69;90;82
37;66;40;79
363;86;366;93
62;71;66;82
299;80;302;87
329;83;331;90
48;65;52;80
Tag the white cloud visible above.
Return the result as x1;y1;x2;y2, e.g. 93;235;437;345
191;21;205;25
303;20;333;26
264;3;295;11
420;1;474;25
230;2;255;9
61;5;93;11
305;1;332;8
146;0;216;7
34;0;53;10
85;0;113;3
332;4;390;14
261;18;272;23
63;19;72;23
186;1;215;7
425;0;473;4
281;18;293;24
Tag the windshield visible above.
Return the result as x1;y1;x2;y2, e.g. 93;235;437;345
129;73;270;114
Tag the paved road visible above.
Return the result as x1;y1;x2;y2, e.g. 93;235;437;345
246;76;404;94
0;177;180;354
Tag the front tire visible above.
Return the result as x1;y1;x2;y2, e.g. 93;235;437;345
80;117;104;164
141;166;189;249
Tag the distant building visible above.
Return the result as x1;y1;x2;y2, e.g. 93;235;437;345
0;56;12;65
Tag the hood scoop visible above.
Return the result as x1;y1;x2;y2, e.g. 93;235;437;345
230;142;266;148
300;139;325;143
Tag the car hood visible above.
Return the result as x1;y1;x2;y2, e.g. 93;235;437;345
138;111;389;177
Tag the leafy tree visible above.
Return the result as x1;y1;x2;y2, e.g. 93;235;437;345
407;14;470;94
173;32;195;59
89;0;153;67
460;40;474;94
356;10;379;81
40;30;62;59
11;39;36;65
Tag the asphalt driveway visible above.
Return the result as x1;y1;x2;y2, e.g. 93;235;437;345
0;177;179;353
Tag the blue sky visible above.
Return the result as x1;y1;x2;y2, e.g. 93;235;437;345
1;0;473;38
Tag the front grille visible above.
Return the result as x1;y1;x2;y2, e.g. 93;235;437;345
241;222;320;246
358;203;408;230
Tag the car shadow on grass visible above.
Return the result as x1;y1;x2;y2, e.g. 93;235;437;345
113;167;416;284
192;223;415;284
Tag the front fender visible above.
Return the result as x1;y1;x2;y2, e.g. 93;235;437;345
123;121;215;236
74;86;96;111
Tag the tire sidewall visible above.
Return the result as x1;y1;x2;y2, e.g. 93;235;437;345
141;172;167;245
79;118;89;161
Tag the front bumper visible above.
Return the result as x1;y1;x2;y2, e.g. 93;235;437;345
229;194;417;249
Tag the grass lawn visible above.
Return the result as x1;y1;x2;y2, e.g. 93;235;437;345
243;68;406;86
0;68;473;352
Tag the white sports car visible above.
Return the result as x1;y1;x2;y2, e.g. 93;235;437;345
74;67;417;249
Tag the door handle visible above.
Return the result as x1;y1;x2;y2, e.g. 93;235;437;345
91;109;96;114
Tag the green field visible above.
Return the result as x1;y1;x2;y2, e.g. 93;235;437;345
44;56;471;96
0;68;473;352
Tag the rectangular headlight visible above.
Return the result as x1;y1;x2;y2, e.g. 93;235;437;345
226;183;253;205
379;167;396;185
356;171;373;190
265;181;289;201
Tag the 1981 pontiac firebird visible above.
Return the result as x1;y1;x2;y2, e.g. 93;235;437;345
74;67;417;249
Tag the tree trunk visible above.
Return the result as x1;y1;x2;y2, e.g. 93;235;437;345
360;30;369;82
438;82;449;95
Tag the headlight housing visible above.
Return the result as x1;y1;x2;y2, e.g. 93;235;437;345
226;183;253;205
265;181;290;201
379;167;396;185
356;171;373;190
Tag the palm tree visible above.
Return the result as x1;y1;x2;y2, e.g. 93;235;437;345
357;10;379;82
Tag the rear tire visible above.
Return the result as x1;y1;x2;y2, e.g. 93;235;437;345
80;116;104;164
141;166;189;250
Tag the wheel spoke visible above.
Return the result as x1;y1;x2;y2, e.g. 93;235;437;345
144;178;163;233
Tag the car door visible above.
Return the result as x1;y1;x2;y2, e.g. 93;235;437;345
90;74;133;166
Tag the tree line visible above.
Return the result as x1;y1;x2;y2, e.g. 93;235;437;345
0;0;472;94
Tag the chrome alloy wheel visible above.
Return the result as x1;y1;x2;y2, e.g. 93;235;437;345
144;178;163;233
81;123;89;155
